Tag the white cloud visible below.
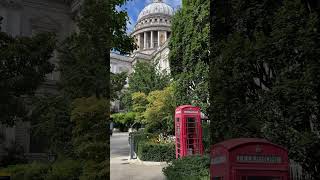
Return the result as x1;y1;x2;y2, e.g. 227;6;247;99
164;0;181;9
126;15;135;34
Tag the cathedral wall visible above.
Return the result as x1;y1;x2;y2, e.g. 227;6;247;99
0;0;74;155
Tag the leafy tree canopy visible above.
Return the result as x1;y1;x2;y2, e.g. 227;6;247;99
110;72;127;101
128;61;170;95
0;22;55;125
169;0;209;113
58;0;136;99
144;84;176;134
210;0;320;177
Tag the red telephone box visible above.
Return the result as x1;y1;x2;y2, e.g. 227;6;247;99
175;105;204;159
210;138;289;180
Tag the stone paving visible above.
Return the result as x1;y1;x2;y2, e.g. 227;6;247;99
110;132;166;180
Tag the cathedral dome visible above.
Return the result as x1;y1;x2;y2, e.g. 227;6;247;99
137;0;174;22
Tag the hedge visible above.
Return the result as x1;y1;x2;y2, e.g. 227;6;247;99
130;131;175;162
163;155;210;180
0;159;82;180
0;162;50;180
137;141;175;162
131;132;157;154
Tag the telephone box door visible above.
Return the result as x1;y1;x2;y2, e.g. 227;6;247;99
185;115;201;156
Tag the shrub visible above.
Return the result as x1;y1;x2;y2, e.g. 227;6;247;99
131;132;157;153
0;159;83;180
163;155;210;180
137;142;175;162
45;159;82;180
1;162;50;180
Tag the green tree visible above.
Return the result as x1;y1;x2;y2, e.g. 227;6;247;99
58;0;135;99
210;0;320;177
0;24;55;125
30;95;73;155
70;97;108;179
121;61;170;111
132;92;148;123
110;72;127;101
144;84;176;134
111;112;136;128
169;0;209;113
128;61;170;95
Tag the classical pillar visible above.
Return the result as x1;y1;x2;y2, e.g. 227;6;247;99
137;34;141;50
144;31;147;49
165;31;167;42
158;31;160;47
151;31;154;48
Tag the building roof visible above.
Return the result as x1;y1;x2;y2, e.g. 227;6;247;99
137;0;173;21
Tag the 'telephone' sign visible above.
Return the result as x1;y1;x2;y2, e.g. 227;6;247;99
236;155;282;163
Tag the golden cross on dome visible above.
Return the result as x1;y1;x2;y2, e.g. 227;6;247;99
153;0;163;3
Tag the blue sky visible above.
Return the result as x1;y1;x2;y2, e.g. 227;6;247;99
120;0;182;33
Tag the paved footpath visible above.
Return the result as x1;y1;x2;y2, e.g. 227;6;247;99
110;132;166;180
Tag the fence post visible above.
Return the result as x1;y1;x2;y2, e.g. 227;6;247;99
129;133;136;159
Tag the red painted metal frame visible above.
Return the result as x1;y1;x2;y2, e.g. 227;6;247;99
175;105;204;159
210;138;289;180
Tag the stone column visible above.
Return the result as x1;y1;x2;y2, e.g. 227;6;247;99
165;31;167;42
150;31;154;48
158;31;160;47
144;31;147;49
137;34;141;50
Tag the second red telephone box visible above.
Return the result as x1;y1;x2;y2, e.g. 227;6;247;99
175;105;204;159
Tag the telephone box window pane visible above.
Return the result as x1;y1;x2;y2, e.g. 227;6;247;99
176;118;180;122
187;117;195;123
213;177;223;180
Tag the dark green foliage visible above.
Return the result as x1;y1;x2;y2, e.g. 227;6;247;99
202;122;210;153
45;159;82;180
162;155;210;180
71;97;108;163
210;0;320;177
58;0;135;99
0;143;27;167
112;112;136;130
1;159;82;180
1;162;50;180
128;61;170;95
30;95;73;155
79;160;108;180
137;142;175;162
131;132;157;153
121;61;170;112
0;31;55;125
110;72;127;101
169;0;210;113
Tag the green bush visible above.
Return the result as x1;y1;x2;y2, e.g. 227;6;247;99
1;159;83;180
131;132;157;154
137;142;175;162
163;155;210;180
1;162;50;180
45;159;82;180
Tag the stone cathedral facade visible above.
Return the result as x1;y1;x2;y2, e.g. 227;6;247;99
111;0;174;112
0;0;174;155
0;0;79;156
